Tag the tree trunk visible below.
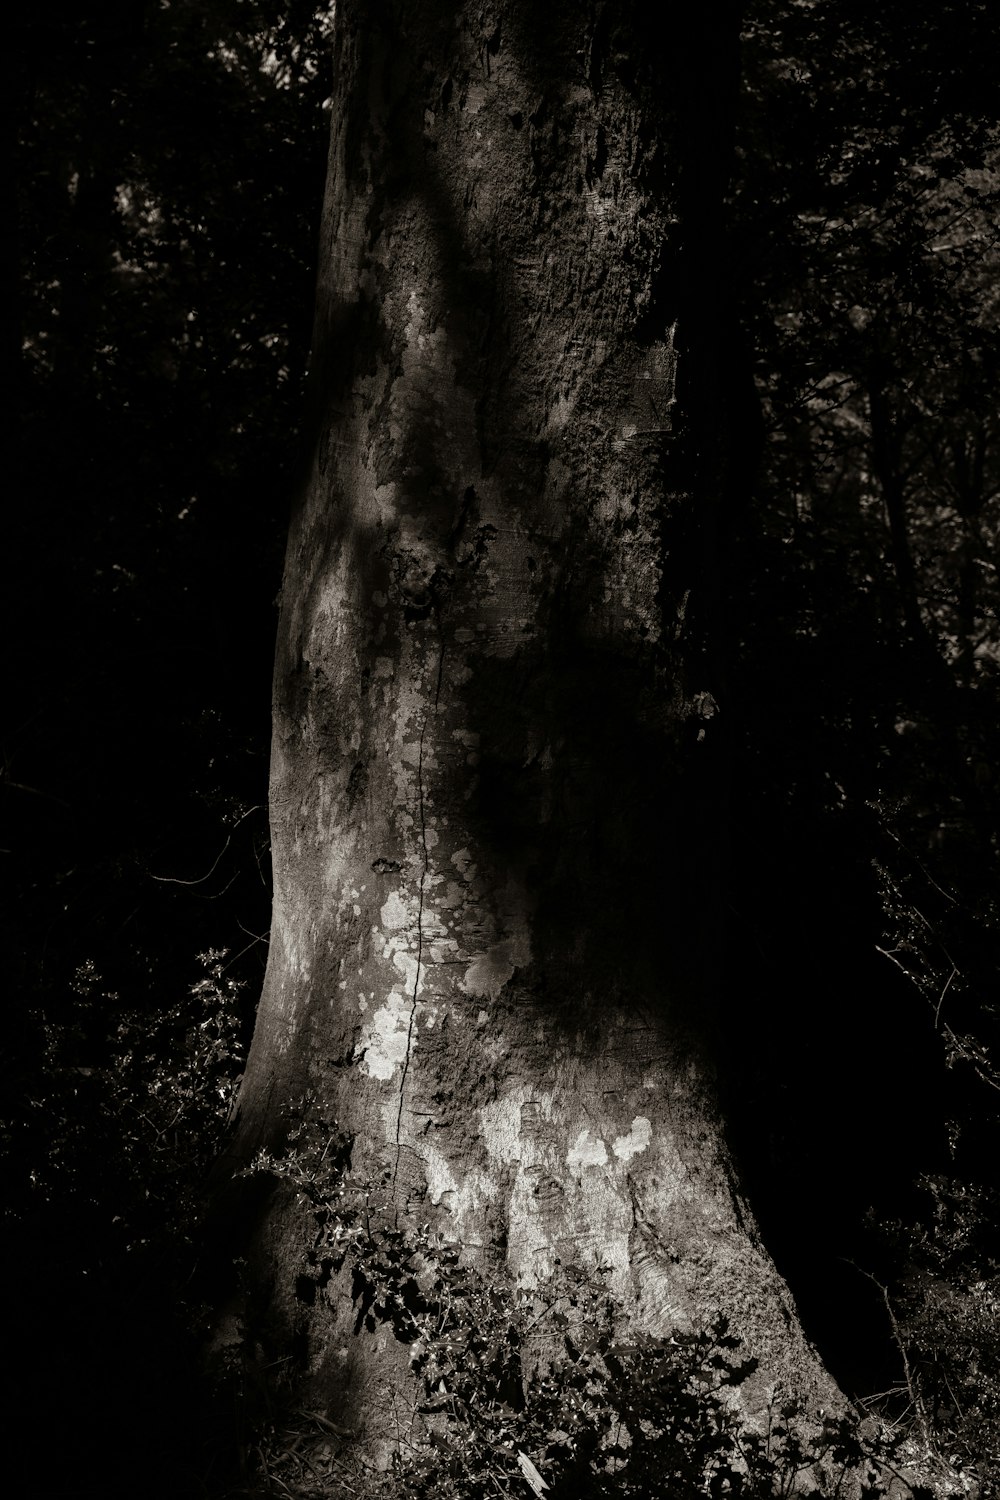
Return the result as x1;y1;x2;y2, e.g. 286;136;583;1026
223;0;837;1458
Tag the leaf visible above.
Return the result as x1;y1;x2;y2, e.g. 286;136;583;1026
517;1451;549;1495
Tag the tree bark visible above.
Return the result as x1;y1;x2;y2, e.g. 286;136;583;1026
223;0;837;1454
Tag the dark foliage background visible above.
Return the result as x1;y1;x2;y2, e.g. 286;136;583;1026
5;1;1000;1494
7;1;330;1492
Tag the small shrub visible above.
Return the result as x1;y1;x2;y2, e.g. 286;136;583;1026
10;948;244;1267
244;1118;920;1500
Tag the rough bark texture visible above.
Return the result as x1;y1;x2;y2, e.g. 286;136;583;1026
226;0;837;1450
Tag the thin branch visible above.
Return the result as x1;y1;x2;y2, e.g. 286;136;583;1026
221;927;271;974
844;1261;930;1452
933;967;957;1030
875;945;914;980
0;776;72;807
149;805;261;885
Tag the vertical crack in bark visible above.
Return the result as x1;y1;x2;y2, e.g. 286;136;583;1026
393;637;447;1202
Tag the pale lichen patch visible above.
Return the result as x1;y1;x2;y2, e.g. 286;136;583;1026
418;1142;494;1228
479;1088;531;1165
422;1141;459;1207
391;948;420;992
358;990;412;1080
460;909;532;1000
380;890;409;930
460;940;518;1000
566;1128;609;1172
436;880;465;910
612;1116;652;1161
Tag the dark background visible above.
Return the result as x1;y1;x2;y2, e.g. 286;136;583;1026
6;1;1000;1493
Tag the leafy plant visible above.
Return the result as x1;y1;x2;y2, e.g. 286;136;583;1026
7;948;245;1265
869;1174;1000;1495
242;1119;925;1500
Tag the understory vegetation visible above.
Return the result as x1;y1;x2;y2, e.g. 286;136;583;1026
7;960;996;1495
221;1117;943;1498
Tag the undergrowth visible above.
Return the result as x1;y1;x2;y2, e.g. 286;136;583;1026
8;955;996;1496
222;1115;937;1500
